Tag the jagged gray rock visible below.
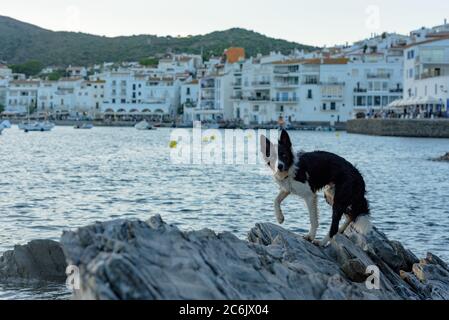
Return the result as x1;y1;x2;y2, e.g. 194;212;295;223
0;240;67;282
60;215;449;300
432;152;449;162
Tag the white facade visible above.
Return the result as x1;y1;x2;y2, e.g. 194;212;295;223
403;37;449;111
181;80;200;123
230;33;407;125
5;80;40;114
66;66;88;79
194;72;233;122
0;65;12;78
101;71;179;116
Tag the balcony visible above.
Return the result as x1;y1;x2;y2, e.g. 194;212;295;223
251;81;271;87
273;97;299;104
246;96;271;102
274;82;299;88
416;71;447;80
321;94;344;100
354;88;368;93
320;81;345;86
366;73;391;79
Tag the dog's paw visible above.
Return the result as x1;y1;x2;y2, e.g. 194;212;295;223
276;213;285;224
303;234;316;242
312;239;329;247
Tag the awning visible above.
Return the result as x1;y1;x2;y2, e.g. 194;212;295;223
389;96;442;108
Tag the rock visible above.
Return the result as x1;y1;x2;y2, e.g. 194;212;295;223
432;152;449;162
0;240;67;282
60;215;449;300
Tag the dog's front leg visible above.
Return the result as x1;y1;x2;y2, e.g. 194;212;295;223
274;190;290;224
304;194;319;242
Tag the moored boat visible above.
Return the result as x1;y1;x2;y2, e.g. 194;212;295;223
19;121;55;132
74;123;94;130
135;120;154;130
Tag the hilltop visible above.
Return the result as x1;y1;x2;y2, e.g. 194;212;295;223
0;15;317;66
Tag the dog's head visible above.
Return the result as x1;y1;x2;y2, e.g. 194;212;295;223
260;130;294;176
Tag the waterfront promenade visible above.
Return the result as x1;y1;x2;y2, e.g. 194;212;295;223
347;119;449;138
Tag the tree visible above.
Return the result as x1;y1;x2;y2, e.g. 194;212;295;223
139;57;159;67
10;60;43;77
43;69;66;81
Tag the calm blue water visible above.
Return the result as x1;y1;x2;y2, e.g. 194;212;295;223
0;126;448;299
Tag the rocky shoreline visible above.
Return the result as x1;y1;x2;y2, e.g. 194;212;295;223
432;152;449;162
1;215;448;300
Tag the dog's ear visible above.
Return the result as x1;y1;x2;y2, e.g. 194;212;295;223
279;129;292;148
260;135;275;162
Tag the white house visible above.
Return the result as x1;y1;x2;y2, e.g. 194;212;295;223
195;72;233;122
181;79;200;123
101;71;180;118
0;65;12;78
5;80;40;114
402;36;449;115
66;66;88;79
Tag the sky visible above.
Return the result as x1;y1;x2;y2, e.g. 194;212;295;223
1;0;448;47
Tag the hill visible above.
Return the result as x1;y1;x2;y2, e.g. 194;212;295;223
0;15;318;67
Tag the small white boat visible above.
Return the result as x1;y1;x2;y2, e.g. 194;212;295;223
0;120;11;128
74;123;94;130
19;121;55;132
135;120;154;130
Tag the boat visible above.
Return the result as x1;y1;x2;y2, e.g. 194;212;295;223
0;120;11;128
74;123;94;130
135;120;154;130
19;121;55;132
19;103;55;132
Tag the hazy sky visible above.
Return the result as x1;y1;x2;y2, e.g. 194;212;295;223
1;0;448;47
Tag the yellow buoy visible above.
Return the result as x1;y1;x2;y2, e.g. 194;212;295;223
169;140;178;149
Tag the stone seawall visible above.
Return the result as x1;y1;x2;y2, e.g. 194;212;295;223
347;119;449;138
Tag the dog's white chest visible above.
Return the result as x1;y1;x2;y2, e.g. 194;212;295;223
275;176;312;198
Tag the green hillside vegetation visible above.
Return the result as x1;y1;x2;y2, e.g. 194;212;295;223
0;15;318;67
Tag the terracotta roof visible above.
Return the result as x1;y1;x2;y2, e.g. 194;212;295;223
272;58;349;65
272;59;304;65
59;77;83;82
176;56;193;62
10;80;40;85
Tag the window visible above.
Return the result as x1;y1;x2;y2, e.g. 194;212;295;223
307;89;312;99
187;87;191;95
374;96;381;106
121;99;126;103
382;96;389;106
322;103;327;110
112;99;116;103
330;102;336;110
253;105;259;112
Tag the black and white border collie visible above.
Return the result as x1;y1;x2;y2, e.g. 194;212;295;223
261;130;370;246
